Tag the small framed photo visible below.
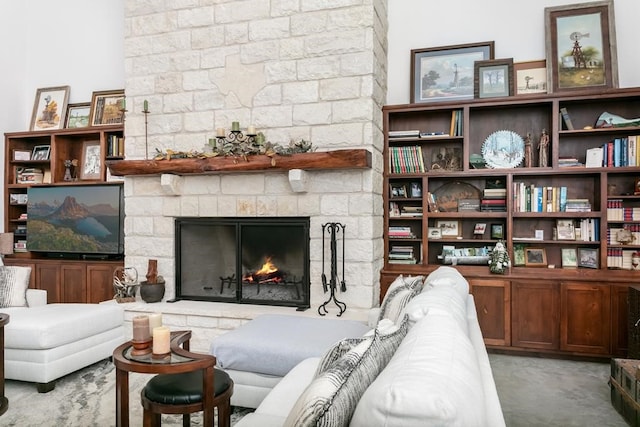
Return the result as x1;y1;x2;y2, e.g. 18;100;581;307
90;90;125;126
410;182;422;198
513;244;526;267
556;219;576;240
514;60;547;95
31;145;51;161
80;141;102;180
534;229;544;240
390;183;407;198
435;220;461;238
30;85;70;131
578;248;599;269
428;227;442;240
474;58;514;99
13;150;31;161
490;223;504;239
65;102;91;128
561;248;578;268
474;223;487;237
525;248;547;267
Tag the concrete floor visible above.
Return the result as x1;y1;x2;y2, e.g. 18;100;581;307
489;353;628;427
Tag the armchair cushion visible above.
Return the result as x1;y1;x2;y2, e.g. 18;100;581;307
0;266;31;308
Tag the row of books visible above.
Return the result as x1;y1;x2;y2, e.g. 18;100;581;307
607;200;640;221
513;183;569;212
389;245;419;264
389;146;426;174
577;218;600;242
449;110;463;137
607;225;640;245
607;248;637;270
388;226;417;239
107;134;125;158
389;203;422;217
583;136;640;168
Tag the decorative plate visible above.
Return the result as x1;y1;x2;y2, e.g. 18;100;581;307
481;130;525;169
432;181;482;212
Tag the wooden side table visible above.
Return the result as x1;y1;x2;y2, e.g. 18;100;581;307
0;313;9;416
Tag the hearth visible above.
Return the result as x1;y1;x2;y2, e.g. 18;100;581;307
175;217;310;309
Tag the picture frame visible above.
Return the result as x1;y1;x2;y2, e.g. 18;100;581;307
435;220;461;238
80;141;102;180
13;150;31;161
89;89;125;127
410;182;422;198
556;219;576;240
65;102;91;128
390;183;407;198
490;223;504;239
514;60;548;95
561;248;578;268
474;223;487;239
31;145;51;161
578;247;599;268
428;227;442;240
30;85;70;131
513;244;526;266
525;248;547;267
474;58;514;99
410;41;494;104
545;1;618;94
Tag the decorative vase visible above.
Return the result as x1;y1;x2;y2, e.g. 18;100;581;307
139;281;165;303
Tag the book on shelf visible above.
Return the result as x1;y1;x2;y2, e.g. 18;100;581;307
400;206;423;216
388;129;420;138
512;182;568;212
560;107;575;130
558;156;583;167
458;198;480;212
389;146;426;173
585;147;603;168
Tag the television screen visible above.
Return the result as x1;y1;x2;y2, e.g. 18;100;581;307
27;184;124;257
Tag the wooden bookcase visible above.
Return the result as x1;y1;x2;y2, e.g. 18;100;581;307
3;125;124;303
381;87;640;358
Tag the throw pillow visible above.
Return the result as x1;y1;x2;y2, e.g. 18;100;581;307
378;275;423;324
314;336;369;377
0;266;31;308
284;316;409;427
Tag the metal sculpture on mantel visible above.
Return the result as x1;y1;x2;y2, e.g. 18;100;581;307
319;222;347;316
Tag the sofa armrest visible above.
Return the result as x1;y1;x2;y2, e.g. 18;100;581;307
26;289;47;307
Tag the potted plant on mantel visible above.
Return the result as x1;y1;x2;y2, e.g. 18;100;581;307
139;259;165;303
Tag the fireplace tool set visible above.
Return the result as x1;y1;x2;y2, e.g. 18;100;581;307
319;222;347;316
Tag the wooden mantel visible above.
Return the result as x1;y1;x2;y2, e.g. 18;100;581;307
106;149;372;176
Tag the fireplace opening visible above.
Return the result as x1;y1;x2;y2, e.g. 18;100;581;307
175;217;310;309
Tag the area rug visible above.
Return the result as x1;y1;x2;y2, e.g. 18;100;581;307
2;359;253;426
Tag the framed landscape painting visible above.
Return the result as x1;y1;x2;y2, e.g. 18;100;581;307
514;60;547;95
30;86;70;131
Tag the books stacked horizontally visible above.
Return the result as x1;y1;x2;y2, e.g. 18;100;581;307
388;130;420;139
388;226;416;239
389;146;426;173
564;198;591;212
481;188;506;212
389;245;418;264
558;156;583;167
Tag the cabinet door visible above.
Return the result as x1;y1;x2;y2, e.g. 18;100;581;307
469;278;510;346
511;280;559;350
61;264;86;303
35;264;61;304
611;285;628;357
561;281;611;355
87;264;117;303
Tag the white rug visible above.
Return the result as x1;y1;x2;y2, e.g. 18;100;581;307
2;359;253;426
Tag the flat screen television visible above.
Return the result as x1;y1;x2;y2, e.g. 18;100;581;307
26;184;124;258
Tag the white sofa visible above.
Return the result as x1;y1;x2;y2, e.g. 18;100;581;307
1;289;125;392
234;266;506;426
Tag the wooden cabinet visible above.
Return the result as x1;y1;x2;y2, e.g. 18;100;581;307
560;281;611;355
511;280;560;350
469;278;510;346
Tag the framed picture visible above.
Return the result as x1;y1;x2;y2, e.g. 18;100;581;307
30;85;70;131
410;41;494;103
80;141;102;180
428;227;442;240
556;219;576;240
65;102;91;128
514;60;547;95
410;182;422;198
90;90;125;126
474;223;487;236
561;248;578;268
525;248;547;267
578;247;599;268
13;150;31;161
545;1;618;94
474;58;514;99
435;220;461;238
390;183;407;198
31;145;51;161
513;244;526;267
490;223;504;239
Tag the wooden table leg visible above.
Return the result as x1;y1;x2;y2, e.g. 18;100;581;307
116;368;129;427
202;366;214;427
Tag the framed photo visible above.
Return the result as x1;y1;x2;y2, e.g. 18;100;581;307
556;219;576;240
474;223;487;236
474;58;514;99
514;60;548;95
13;150;31;161
513;244;526;267
80;141;102;180
525;248;547;267
90;90;125;126
545;1;618;94
31;145;51;161
428;227;442;240
435;220;461;238
30;86;70;131
65;102;91;128
561;248;578;268
410;41;494;103
490;223;504;239
409;182;422;198
578;247;599;268
390;183;407;198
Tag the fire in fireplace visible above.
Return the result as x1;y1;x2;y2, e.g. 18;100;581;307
175;217;310;309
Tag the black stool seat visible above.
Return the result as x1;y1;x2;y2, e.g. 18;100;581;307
144;369;232;405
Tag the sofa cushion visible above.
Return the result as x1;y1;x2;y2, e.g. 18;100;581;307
378;275;423;324
350;309;486;427
284;317;408;427
404;284;469;334
424;266;469;298
0;266;31;308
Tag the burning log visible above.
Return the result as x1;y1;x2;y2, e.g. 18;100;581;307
243;258;286;284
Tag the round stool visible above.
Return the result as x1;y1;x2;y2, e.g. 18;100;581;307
141;368;233;427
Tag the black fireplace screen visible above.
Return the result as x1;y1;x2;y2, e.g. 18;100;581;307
175;217;310;308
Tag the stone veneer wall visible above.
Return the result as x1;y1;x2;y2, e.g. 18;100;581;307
121;0;388;325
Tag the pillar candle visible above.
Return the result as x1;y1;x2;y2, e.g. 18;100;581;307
143;99;149;112
247;125;256;135
231;121;240;132
132;315;150;341
217;127;225;137
152;326;170;355
121;98;126;110
148;312;162;335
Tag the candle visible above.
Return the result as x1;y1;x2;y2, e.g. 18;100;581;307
231;121;240;132
152;326;170;355
148;312;162;335
143;99;149;112
209;137;217;149
247;125;256;135
132;315;150;341
217;127;225;137
121;98;126;110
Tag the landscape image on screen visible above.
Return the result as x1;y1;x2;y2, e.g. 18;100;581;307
27;185;123;255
